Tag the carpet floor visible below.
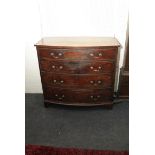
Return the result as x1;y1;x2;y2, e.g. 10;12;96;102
25;94;129;151
26;144;129;155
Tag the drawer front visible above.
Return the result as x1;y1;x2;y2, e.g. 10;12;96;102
40;59;79;74
43;87;113;104
41;73;77;87
78;60;114;74
37;47;117;61
41;73;113;88
39;59;115;74
77;74;113;88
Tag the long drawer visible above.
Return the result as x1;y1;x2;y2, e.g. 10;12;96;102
37;47;117;61
39;59;115;74
41;72;113;89
43;87;113;104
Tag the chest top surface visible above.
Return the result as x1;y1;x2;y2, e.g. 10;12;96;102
35;37;120;47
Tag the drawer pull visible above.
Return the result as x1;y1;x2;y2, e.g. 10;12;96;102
58;94;65;100
53;80;57;83
90;96;98;101
89;53;94;57
59;66;63;69
58;53;63;56
90;95;94;98
55;94;65;99
90;95;100;101
90;80;102;85
97;80;102;84
90;66;103;72
50;52;54;56
60;80;64;83
98;53;103;56
52;65;55;69
93;69;99;72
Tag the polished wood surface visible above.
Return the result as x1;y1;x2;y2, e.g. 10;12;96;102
43;87;113;103
41;72;113;89
37;47;118;60
40;59;115;74
35;37;120;47
35;37;119;107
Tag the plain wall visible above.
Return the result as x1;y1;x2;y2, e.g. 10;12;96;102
25;0;128;93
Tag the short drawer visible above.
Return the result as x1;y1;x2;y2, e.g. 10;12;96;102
40;59;79;74
37;47;117;61
39;59;115;74
78;60;115;74
41;72;77;87
43;87;113;104
41;73;113;88
77;74;113;88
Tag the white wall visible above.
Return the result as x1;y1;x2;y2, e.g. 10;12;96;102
25;0;128;93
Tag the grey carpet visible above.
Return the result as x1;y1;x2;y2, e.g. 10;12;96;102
25;94;129;151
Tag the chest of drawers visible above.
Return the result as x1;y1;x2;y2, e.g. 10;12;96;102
35;37;120;108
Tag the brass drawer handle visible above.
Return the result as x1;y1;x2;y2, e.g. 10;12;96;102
50;52;58;58
52;80;64;84
89;52;103;57
90;80;102;85
55;94;65;100
58;53;63;56
93;69;100;72
59;66;63;69
90;95;101;100
50;52;54;56
89;53;94;57
97;80;102;84
52;65;56;69
90;66;103;72
50;52;63;58
54;94;65;100
53;80;57;83
90;95;94;98
51;65;63;70
98;53;103;57
60;80;64;83
90;80;94;84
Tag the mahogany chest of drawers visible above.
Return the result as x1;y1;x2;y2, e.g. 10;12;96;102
35;37;120;108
